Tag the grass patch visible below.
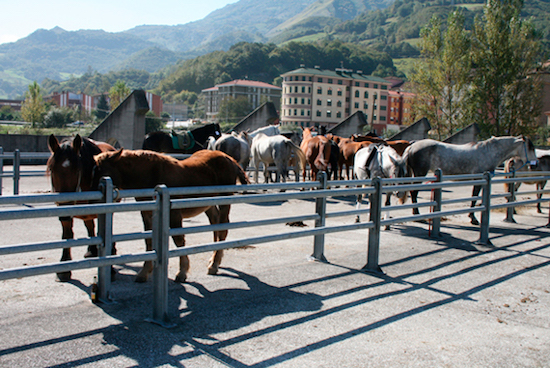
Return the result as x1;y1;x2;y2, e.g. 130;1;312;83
393;58;418;77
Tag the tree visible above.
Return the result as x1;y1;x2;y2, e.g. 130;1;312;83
145;111;165;133
94;94;110;121
410;11;471;140
217;96;252;125
109;80;131;111
20;81;46;127
467;0;542;137
43;107;75;128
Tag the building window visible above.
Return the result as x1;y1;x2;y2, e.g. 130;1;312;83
374;84;378;89
355;90;360;98
327;99;332;107
355;82;360;86
380;116;386;121
301;109;305;116
327;88;333;95
338;80;342;85
301;98;305;104
381;95;387;100
317;87;322;94
308;99;311;105
302;86;306;93
337;111;342;118
294;86;298;93
317;99;322;106
294;109;297;116
308;87;311;93
382;85;388;90
317;77;323;83
294;98;298;104
337;101;342;107
364;91;369;99
364;102;368;109
381;106;387;111
328;79;333;84
316;110;321;117
327;111;332;118
364;83;369;88
302;76;306;81
354;102;359;109
308;110;311;116
337;89;342;96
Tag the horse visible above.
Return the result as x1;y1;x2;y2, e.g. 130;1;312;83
504;155;550;213
403;135;537;225
142;123;221;154
337;138;372;180
92;149;248;283
247;124;281;139
251;133;306;183
46;134;116;282
354;144;408;226
300;127;331;181
207;131;251;170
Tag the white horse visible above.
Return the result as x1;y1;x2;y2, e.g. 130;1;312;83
354;144;408;226
403;135;537;225
207;132;251;170
248;124;280;139
251;133;306;184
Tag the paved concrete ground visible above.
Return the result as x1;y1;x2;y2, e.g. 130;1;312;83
1;168;550;367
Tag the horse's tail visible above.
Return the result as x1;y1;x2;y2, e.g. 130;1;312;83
235;160;250;185
287;140;307;176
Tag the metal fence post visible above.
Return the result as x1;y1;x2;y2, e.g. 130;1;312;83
477;172;492;245
311;171;328;262
504;169;516;223
364;177;382;273
97;177;114;302
13;149;20;195
0;146;4;195
148;184;172;327
431;168;443;237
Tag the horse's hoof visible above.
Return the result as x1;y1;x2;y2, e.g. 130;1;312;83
207;266;218;275
175;273;187;283
84;246;98;258
470;219;480;226
384;226;391;231
56;271;72;282
355;216;361;223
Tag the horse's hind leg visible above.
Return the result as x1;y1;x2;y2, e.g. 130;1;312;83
205;205;230;275
170;210;188;283
469;185;482;225
56;217;74;282
136;211;155;283
83;218;97;258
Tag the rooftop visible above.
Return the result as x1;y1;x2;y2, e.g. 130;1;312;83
281;67;390;84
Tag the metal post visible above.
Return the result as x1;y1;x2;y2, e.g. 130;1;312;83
477;172;492;245
364;177;382;273
0;146;4;195
504;170;516;223
97;177;114;302
13;149;20;195
311;171;328;262
431;168;442;237
148;184;172;327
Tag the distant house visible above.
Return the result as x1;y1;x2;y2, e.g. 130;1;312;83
0;99;22;112
46;90;163;117
201;79;282;121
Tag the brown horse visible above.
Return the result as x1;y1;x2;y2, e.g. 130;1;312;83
47;134;116;282
92;149;249;283
300;127;331;181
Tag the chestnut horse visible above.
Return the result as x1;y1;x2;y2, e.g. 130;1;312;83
92;149;248;283
337;138;372;180
47;134;116;282
300;127;331;181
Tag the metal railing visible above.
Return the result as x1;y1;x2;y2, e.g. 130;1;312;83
1;169;549;326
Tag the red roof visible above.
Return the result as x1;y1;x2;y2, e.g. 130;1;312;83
216;79;281;90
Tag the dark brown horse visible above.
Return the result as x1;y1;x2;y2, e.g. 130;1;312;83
142;123;221;154
300;127;331;181
92;149;248;283
47;134;116;282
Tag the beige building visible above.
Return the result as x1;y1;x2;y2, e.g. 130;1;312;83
202;79;281;121
280;67;391;133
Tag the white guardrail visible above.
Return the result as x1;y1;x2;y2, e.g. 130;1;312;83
1;149;550;326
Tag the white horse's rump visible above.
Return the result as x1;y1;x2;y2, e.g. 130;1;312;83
354;144;408;226
251;133;306;183
248;125;280;139
207;132;251;170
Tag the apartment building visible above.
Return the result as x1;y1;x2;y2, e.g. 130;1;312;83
202;79;282;120
280;67;391;133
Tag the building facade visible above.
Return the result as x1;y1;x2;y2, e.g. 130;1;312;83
280;67;392;133
202;79;282;120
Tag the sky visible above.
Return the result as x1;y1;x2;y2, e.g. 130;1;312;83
0;0;239;45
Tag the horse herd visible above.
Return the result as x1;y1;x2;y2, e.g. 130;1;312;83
45;123;544;283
